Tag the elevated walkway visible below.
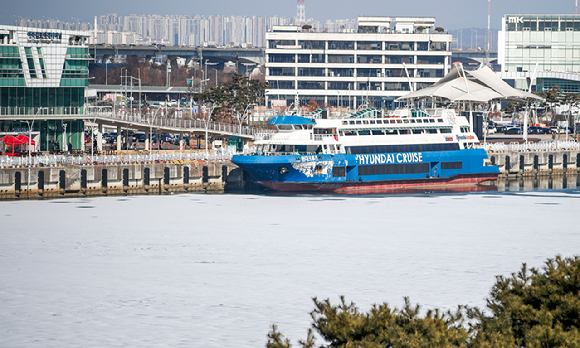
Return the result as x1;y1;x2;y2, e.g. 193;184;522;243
0;106;269;140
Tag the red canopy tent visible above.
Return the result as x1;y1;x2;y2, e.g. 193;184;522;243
0;135;34;156
15;134;35;145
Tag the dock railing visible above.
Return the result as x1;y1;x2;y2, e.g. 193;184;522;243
0;149;236;167
478;140;580;152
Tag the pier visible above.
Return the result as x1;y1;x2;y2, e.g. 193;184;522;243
0;156;248;200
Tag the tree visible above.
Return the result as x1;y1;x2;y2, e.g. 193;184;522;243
191;73;268;123
267;296;468;348
302;24;312;31
415;26;426;33
435;27;445;33
266;255;580;348
467;255;580;347
536;86;563;125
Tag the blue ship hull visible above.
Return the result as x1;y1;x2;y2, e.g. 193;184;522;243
232;149;499;192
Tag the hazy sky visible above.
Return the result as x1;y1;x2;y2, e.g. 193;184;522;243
2;0;578;30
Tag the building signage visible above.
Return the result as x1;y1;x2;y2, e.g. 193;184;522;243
27;32;62;43
507;17;524;24
355;152;423;165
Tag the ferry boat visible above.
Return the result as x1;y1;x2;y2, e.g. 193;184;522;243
232;108;499;192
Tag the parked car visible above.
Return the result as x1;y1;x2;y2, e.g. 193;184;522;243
505;127;523;135
495;126;507;134
527;126;543;134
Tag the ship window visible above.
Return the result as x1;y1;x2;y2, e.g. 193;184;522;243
427;128;438;134
385;129;398;135
342;121;348;125
363;120;369;124
376;120;383;124
441;161;462;169
346;143;460;154
332;166;346;177
412;129;423;134
369;120;376;124
390;120;396;124
371;130;385;135
396;119;402;123
359;163;430;176
440;128;452;134
277;125;293;130
314;165;324;175
344;131;357;136
416;119;423;123
356;120;362;125
429;119;435;123
349;120;355;124
294;125;303;130
437;119;443;122
358;130;371;136
403;119;409;123
400;129;411;134
411;119;416;123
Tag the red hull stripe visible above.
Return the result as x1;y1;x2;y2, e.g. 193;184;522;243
259;174;499;192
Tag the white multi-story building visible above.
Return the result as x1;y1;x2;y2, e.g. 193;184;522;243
498;14;580;93
265;16;452;110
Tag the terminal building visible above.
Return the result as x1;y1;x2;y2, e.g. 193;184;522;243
0;25;91;151
498;14;580;93
265;16;453;110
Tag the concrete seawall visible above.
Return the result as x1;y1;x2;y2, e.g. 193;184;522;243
488;150;580;178
0;160;247;200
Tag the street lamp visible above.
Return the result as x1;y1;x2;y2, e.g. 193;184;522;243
147;108;159;156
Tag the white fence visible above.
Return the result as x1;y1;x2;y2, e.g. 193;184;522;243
478;140;580;152
0;150;235;167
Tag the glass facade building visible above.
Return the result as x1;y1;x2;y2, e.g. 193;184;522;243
0;25;91;151
498;15;580;91
265;17;452;110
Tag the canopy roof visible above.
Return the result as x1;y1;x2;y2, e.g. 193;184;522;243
268;115;316;125
0;135;35;146
397;65;544;102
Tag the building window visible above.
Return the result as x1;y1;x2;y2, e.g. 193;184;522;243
269;67;295;76
269;54;295;63
328;55;354;63
416;56;445;64
328;68;353;77
357;41;382;50
311;54;325;63
298;40;325;49
328;41;354;50
298;68;325;76
269;40;296;49
357;68;381;77
357;55;382;64
269;81;295;89
298;81;325;90
297;54;310;63
328;81;353;90
385;42;414;50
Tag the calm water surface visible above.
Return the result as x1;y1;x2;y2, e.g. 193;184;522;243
1;185;579;347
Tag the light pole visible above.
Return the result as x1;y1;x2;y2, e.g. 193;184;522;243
137;67;141;117
204;104;218;157
148;108;159;156
205;61;218;86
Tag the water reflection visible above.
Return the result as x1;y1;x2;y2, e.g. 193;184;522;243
497;175;580;192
